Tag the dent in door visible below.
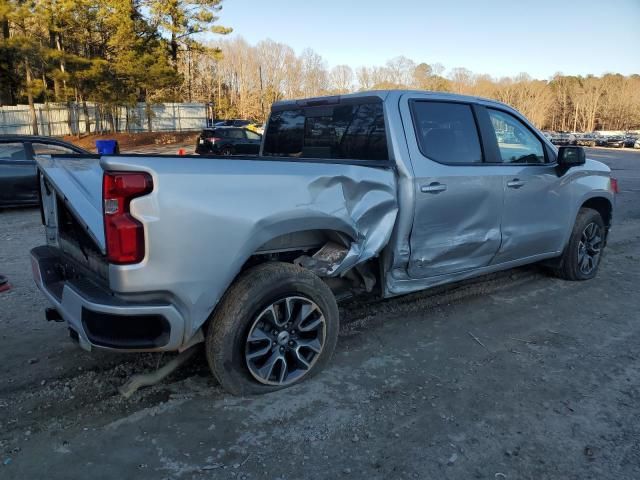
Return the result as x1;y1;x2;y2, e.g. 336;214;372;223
408;176;502;277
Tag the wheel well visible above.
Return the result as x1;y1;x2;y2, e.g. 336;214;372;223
238;229;381;298
581;197;612;227
238;230;350;275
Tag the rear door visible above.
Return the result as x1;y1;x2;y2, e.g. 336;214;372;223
0;141;38;205
226;128;248;153
482;107;571;263
401;97;504;278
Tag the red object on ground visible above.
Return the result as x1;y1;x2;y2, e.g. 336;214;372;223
0;275;10;293
178;148;186;156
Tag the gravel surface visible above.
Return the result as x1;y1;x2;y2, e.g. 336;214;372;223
1;147;639;479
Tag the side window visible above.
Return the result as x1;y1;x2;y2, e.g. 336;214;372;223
339;103;387;161
411;101;483;164
245;130;261;141
487;109;545;164
32;143;76;156
226;129;246;139
213;129;227;138
263;102;388;161
0;142;28;162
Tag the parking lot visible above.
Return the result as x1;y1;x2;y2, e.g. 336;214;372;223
1;147;639;479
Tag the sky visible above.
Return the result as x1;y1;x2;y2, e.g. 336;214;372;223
209;0;640;80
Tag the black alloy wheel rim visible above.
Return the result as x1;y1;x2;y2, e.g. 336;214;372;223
578;222;602;275
245;296;326;386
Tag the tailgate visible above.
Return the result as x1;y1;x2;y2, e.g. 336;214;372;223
36;155;106;253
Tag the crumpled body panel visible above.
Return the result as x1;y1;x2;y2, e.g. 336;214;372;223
304;174;398;275
101;156;398;338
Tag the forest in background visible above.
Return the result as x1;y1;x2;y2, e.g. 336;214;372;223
1;0;639;133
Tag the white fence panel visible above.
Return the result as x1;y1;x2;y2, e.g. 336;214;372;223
0;102;208;136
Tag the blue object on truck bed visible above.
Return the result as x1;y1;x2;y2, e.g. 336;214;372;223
95;139;119;154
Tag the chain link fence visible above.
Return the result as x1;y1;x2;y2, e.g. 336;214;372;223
0;102;209;136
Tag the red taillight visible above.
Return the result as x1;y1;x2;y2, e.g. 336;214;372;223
103;172;153;264
610;177;619;194
208;137;222;143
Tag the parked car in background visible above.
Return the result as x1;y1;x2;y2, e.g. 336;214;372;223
550;132;576;146
214;119;252;127
195;127;262;155
624;134;638;148
576;133;598;147
603;135;625;148
31;90;616;395
247;123;265;135
0;135;89;207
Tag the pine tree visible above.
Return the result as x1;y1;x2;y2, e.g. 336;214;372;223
145;0;231;69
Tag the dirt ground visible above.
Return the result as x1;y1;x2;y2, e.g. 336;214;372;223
62;131;198;153
1;148;639;479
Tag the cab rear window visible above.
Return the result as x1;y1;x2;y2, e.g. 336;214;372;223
263;101;388;161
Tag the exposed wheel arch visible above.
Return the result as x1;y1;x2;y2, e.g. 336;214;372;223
253;229;353;256
580;196;612;228
238;229;380;299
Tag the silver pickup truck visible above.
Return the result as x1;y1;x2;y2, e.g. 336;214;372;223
31;90;616;395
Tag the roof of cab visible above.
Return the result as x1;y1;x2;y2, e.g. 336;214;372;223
271;89;513;111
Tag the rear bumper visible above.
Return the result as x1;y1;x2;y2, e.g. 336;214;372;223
30;245;185;352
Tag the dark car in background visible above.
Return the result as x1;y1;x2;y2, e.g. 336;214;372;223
603;135;625;148
624;134;638;148
195;127;262;155
214;119;252;127
0;135;89;207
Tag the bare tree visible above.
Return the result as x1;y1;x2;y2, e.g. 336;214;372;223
330;65;354;93
449;67;474;94
300;48;329;97
198;36;639;131
356;66;373;91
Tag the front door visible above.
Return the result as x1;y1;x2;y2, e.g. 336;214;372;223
0;141;37;206
483;108;571;264
403;99;504;278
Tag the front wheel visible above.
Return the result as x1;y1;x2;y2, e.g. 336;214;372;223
205;262;339;395
551;208;606;281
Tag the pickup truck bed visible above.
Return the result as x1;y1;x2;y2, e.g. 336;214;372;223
35;153;398;353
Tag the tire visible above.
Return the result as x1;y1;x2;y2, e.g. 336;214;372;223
221;146;234;156
205;262;339;396
551;208;605;281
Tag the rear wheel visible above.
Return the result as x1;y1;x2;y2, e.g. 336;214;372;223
221;146;234;156
550;208;605;281
205;262;339;395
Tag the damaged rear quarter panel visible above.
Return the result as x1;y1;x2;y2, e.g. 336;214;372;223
102;156;398;339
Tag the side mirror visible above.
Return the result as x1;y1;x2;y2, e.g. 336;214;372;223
557;146;585;167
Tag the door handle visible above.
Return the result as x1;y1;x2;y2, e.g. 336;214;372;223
421;182;447;193
507;179;525;189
